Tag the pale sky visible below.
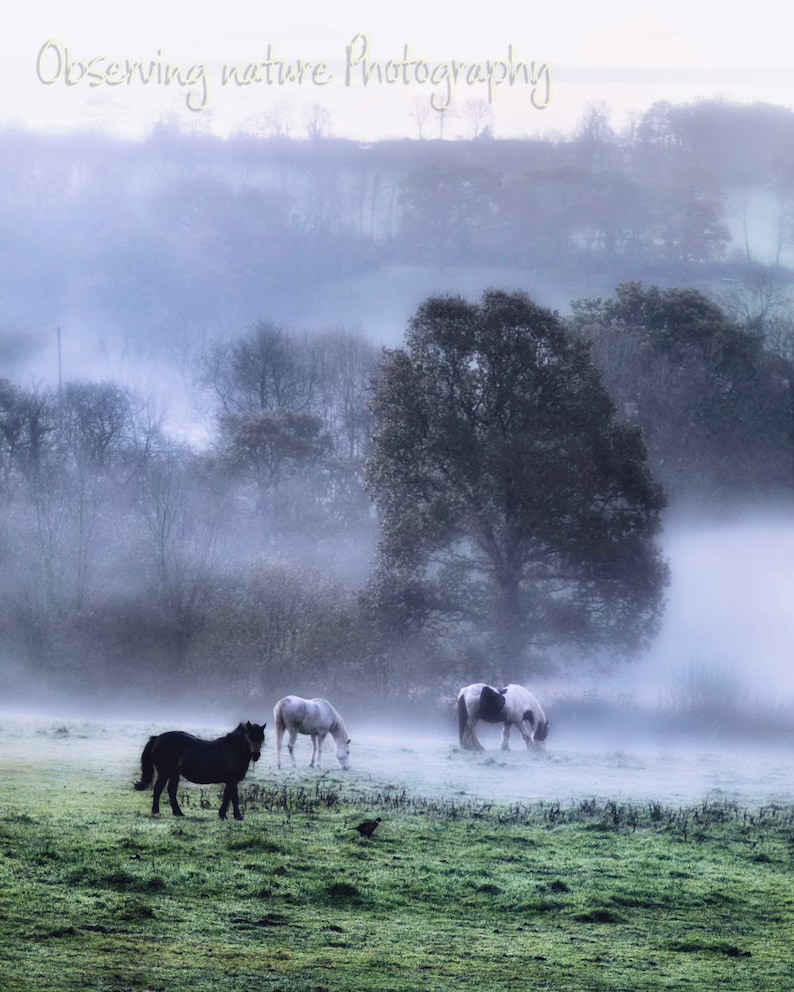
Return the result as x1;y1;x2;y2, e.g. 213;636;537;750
3;1;794;138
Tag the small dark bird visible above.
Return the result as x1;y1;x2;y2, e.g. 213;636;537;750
353;817;381;838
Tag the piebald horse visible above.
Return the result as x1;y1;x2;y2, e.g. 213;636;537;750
457;683;549;752
273;695;351;770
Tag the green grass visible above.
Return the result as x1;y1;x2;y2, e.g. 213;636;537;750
1;738;793;991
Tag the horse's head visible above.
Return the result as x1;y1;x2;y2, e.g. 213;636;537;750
243;721;266;762
534;719;549;743
336;737;351;770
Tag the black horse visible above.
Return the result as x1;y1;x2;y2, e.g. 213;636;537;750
134;721;266;820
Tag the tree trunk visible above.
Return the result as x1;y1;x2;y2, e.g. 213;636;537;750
493;576;524;681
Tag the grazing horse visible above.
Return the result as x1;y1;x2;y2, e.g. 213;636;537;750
273;695;351;770
457;683;549;752
134;721;266;820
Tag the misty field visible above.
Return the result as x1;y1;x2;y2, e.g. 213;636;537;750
1;715;793;992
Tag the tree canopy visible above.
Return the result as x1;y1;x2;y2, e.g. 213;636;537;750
365;289;669;675
571;282;794;500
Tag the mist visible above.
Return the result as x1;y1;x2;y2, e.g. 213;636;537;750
633;518;794;704
1;97;794;816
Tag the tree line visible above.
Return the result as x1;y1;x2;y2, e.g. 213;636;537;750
2;281;792;710
4;96;794;360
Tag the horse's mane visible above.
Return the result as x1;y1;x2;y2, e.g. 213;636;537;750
225;722;257;743
326;703;347;738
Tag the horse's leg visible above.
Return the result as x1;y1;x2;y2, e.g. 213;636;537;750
275;720;283;770
315;733;327;769
152;772;168;815
219;783;242;820
229;783;243;820
309;734;319;768
469;719;484;752
500;723;512;751
167;775;184;816
287;729;298;767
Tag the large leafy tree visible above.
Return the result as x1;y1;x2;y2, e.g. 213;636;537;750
571;282;794;499
365;289;669;674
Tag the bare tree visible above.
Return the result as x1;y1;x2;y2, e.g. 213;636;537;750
431;94;456;140
771;161;794;266
574;101;616;169
717;269;791;329
717;269;794;359
241;100;295;139
136;452;226;668
303;103;331;140
200;322;320;417
462;98;494;139
409;96;431;139
264;99;295;138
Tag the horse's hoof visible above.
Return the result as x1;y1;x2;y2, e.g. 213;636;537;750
234;814;244;821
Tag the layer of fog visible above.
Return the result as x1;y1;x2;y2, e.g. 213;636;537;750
5;515;794;810
620;515;794;708
6;510;794;809
2;711;791;809
4;514;794;727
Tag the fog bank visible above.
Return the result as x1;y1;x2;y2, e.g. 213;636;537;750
621;516;794;707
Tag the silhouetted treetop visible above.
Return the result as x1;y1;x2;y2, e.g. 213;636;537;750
572;282;794;501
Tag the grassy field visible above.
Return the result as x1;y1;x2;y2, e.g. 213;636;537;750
1;720;793;991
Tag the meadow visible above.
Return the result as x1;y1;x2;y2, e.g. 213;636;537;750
1;715;792;992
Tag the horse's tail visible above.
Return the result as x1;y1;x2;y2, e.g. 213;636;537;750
134;736;157;791
457;691;469;745
273;701;285;762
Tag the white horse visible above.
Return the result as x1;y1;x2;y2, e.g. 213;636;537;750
457;682;549;752
273;695;351;770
